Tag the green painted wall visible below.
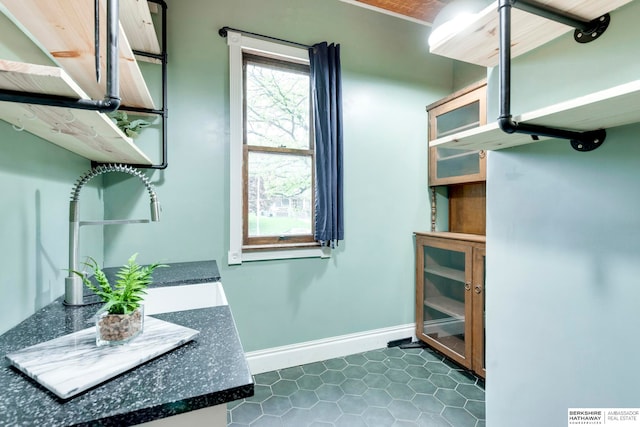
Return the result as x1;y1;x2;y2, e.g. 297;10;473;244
0;17;104;334
0;120;103;334
486;2;640;425
452;61;486;92
103;0;462;351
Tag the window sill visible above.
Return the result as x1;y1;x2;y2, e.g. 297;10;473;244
228;244;331;265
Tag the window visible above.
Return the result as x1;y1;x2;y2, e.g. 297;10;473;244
226;31;329;264
243;54;315;246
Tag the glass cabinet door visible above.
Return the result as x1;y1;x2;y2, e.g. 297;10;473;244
432;147;484;183
435;99;481;138
420;240;472;367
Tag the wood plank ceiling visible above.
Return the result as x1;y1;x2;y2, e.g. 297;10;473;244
354;0;455;24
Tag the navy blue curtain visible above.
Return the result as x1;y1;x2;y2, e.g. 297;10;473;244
309;42;344;247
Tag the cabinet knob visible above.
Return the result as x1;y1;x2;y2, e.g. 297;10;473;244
474;284;482;294
465;282;471;291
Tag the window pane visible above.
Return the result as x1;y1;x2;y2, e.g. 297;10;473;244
245;60;310;149
247;152;312;237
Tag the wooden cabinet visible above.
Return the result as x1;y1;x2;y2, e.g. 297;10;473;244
415;232;485;378
427;81;486;186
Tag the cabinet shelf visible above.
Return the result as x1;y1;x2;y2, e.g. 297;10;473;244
424;264;465;283
424;296;465;320
429;0;633;67
0;59;151;164
430;79;640;151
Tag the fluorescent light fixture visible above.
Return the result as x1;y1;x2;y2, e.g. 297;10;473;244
428;0;492;47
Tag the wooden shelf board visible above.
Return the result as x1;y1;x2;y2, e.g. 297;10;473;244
429;0;634;67
120;0;161;63
0;59;151;164
0;102;152;163
424;296;465;320
2;0;156;109
430;80;640;151
415;232;486;244
425;264;465;282
0;59;88;97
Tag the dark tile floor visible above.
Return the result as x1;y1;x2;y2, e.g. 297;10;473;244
228;346;485;427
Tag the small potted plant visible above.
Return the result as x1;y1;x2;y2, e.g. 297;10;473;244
73;254;166;346
108;111;154;138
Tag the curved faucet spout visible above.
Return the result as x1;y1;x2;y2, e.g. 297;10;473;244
65;164;160;306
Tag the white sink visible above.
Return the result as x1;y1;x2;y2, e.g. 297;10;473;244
143;282;227;315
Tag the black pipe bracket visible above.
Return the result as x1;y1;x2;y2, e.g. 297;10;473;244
570;129;606;152
574;14;610;43
499;0;609;152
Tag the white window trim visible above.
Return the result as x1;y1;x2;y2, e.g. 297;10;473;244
226;31;331;265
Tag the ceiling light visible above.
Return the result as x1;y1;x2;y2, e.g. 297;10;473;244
428;0;492;47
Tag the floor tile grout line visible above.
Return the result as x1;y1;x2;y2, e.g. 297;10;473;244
229;346;484;427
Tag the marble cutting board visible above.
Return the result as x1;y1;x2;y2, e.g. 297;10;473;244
5;316;199;399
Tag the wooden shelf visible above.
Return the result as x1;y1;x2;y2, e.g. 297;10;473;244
429;0;633;67
415;232;486;244
120;0;162;64
2;0;156;109
430;80;640;151
0;59;151;164
424;296;464;320
424;264;465;282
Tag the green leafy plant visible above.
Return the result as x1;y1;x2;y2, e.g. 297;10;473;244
108;111;153;138
73;253;167;315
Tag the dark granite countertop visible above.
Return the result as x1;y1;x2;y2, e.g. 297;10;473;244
0;260;253;426
103;259;221;288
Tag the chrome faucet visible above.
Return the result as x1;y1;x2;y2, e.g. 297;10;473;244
65;164;160;306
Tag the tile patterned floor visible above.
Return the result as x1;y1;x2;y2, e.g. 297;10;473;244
228;346;485;427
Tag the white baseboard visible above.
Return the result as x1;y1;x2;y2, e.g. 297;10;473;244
245;323;416;375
